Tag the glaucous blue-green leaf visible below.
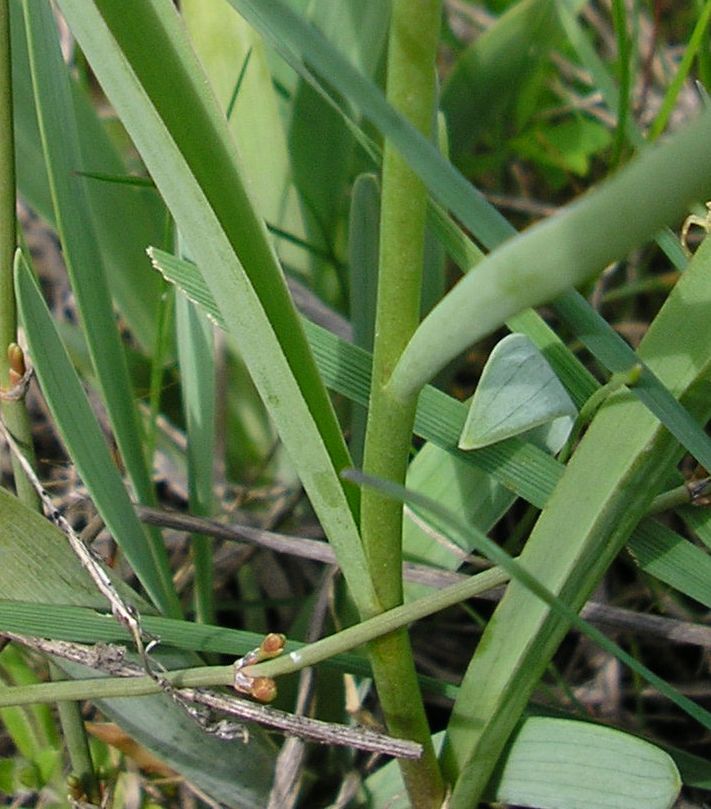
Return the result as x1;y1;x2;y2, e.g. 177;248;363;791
459;333;577;451
364;718;680;809
489;717;681;809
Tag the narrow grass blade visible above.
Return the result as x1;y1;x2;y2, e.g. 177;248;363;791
14;252;178;615
10;3;165;352
348;173;380;466
175;287;215;625
55;0;379;617
181;0;308;274
21;0;165;501
647;0;711;141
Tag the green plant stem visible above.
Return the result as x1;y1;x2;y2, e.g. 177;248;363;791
648;478;711;515
0;664;235;706
359;2;444;806
250;566;509;680
50;662;99;803
0;1;35;507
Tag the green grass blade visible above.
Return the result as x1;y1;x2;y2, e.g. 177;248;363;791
286;0;388;288
14;252;179;615
21;1;174;609
551;289;711;474
55;0;379;617
647;0;711;141
610;0;632;165
175;287;215;625
10;2;166;352
181;0;309;275
229;0;709;491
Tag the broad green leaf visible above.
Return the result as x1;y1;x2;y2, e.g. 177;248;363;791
403;443;515;573
0;485;150;612
0;486;273;808
459;333;577;451
510;115;613;177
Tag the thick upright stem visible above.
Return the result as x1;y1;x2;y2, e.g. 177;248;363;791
360;2;445;806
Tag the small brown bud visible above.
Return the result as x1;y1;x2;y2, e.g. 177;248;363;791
7;343;25;386
250;677;277;703
260;633;286;658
